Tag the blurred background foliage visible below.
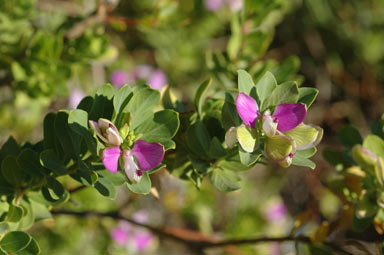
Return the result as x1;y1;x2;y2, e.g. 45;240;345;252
1;0;384;254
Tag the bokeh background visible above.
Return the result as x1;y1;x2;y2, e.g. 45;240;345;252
1;0;384;254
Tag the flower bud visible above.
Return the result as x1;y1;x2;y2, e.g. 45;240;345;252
265;133;296;166
278;153;294;168
262;110;278;137
89;118;123;146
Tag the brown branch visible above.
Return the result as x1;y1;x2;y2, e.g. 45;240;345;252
65;0;106;39
50;209;332;251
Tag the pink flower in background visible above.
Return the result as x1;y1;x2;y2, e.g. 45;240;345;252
134;65;154;80
270;242;281;255
110;70;133;87
111;211;155;251
132;210;149;224
147;69;168;90
68;89;86;109
111;225;130;246
204;0;225;11
265;201;287;222
134;233;153;251
226;0;243;12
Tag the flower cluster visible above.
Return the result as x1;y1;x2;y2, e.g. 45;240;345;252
90;118;164;182
226;92;323;167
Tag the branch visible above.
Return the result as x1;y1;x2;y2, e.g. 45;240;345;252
65;0;106;39
50;210;320;250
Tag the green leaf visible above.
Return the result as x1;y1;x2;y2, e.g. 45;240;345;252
6;204;24;222
186;120;211;157
40;150;67;176
159;140;176;151
210;168;240;192
238;70;255;96
0;231;32;253
135;110;179;142
46;177;65;199
209;137;227;159
124;87;160;129
18;149;45;177
190;158;209;174
1;156;22;187
113;85;132;114
113;85;133;127
30;200;52;221
94;175;116;199
236;125;258;153
96;170;125;186
77;96;94;113
41;187;69;205
55;111;80;158
297;147;317;158
89;84;115;121
256;71;277;111
0;136;20;162
194;79;212;116
363;135;384;159
17;237;40;255
218;155;252;172
337;125;363;148
43;113;57;151
222;93;241;130
239;149;261;166
292;153;316;169
323;149;351;170
298;87;318;108
126;172;151;194
264;81;299;109
96;84;114;99
18;200;35;230
68;109;97;156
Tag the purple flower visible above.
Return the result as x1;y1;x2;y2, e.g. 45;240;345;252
90;118;165;182
236;92;261;128
147;69;168;91
68;89;86;109
236;93;306;134
103;140;164;182
226;0;243;12
266;201;287;222
110;70;133;88
230;92;318;167
204;0;225;11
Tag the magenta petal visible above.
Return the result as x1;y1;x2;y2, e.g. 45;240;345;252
236;93;260;128
132;140;164;171
103;146;121;173
273;103;307;132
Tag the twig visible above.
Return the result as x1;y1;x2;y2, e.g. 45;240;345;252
65;0;106;39
68;185;87;194
50;210;322;250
